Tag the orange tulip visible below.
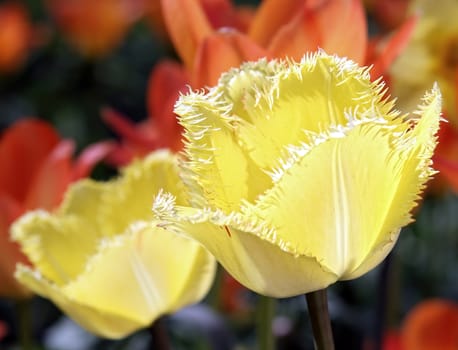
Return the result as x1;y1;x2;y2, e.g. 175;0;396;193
401;300;458;350
105;0;415;164
382;300;458;350
163;0;416;86
0;3;32;73
46;0;144;57
0;118;113;298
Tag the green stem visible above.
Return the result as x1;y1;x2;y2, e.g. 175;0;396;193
305;289;334;350
257;295;275;350
15;299;32;350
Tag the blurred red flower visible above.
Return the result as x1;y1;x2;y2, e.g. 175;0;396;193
0;118;113;298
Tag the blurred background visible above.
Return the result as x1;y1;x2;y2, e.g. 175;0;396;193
0;0;457;349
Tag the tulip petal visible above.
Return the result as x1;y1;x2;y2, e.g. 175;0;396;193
16;264;152;339
312;0;367;65
147;60;189;121
184;55;396;174
13;151;191;287
242;86;440;278
192;30;269;88
267;8;322;60
99;151;188;235
161;0;213;69
24;140;74;211
16;223;215;338
153;192;338;297
0;118;59;202
62;224;214;322
347;85;441;278
177;90;275;210
248;0;306;47
12;183;106;286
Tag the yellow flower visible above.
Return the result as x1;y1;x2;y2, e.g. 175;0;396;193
12;151;216;339
153;52;441;298
390;0;458;118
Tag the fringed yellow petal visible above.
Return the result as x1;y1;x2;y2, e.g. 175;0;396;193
177;92;253;212
16;265;146;339
206;53;396;171
242;120;406;275
153;192;338;297
61;223;215;328
345;84;442;279
11;207;102;286
98;150;187;236
12;151;185;286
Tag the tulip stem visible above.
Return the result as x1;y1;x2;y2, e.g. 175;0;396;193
149;318;170;350
257;295;275;350
305;289;335;350
15;299;32;350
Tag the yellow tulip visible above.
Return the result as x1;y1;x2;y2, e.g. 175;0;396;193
12;150;216;339
153;52;441;298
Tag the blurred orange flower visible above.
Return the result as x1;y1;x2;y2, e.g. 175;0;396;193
46;0;144;57
0;118;113;298
382;300;458;350
388;0;458;193
0;2;32;73
105;0;415;165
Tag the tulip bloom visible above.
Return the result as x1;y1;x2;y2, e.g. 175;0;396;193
153;52;441;298
381;300;458;350
0;118;112;298
0;3;32;73
46;0;143;57
105;0;416;166
388;0;458;193
12;151;216;339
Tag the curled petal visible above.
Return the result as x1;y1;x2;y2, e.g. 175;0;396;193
153;194;337;298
